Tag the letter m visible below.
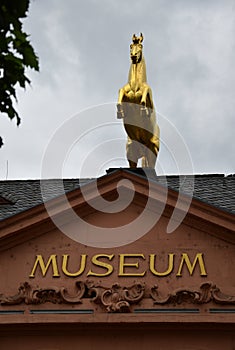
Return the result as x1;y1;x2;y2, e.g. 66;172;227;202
29;254;60;278
177;253;207;276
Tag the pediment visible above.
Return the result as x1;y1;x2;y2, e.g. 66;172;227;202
0;170;234;251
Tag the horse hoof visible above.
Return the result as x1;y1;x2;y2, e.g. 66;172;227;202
141;107;150;118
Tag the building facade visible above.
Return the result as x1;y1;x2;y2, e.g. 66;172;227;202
0;170;234;349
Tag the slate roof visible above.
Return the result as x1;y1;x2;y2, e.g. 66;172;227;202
0;172;234;221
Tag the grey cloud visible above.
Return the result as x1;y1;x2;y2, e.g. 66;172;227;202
0;0;234;178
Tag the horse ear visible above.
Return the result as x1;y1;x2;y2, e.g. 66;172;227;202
132;34;137;42
140;33;144;43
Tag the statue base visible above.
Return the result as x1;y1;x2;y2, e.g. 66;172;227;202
106;168;157;180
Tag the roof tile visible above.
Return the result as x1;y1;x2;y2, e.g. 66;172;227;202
0;174;234;221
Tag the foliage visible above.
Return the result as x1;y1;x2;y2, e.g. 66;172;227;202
0;0;39;147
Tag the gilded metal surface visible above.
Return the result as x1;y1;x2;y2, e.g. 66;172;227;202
117;33;160;168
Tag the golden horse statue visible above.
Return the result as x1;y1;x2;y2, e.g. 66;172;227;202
117;33;160;168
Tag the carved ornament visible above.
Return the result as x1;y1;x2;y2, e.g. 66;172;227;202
0;281;145;313
150;282;235;305
0;281;234;313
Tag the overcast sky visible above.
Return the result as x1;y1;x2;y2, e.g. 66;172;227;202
0;0;235;179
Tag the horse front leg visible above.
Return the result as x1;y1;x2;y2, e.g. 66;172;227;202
140;85;151;117
140;85;149;107
117;87;126;119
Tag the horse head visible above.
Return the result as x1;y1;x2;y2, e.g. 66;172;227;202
130;33;144;64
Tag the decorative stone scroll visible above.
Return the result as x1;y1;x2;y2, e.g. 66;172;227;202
87;281;145;313
0;281;86;305
150;282;235;305
0;281;145;313
0;281;235;312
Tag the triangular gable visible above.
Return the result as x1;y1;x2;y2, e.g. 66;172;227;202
0;169;234;251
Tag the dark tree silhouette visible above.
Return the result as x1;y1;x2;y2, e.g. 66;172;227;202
0;0;39;147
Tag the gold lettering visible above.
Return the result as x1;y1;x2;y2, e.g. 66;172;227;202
87;254;114;277
62;254;87;277
29;254;60;278
29;252;208;279
119;254;146;276
176;253;207;276
149;253;174;276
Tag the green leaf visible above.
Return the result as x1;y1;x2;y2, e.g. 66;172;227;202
0;0;38;146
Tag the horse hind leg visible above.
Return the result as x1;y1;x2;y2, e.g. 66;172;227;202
141;156;148;167
126;138;138;168
146;150;157;168
129;160;137;168
145;139;159;168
